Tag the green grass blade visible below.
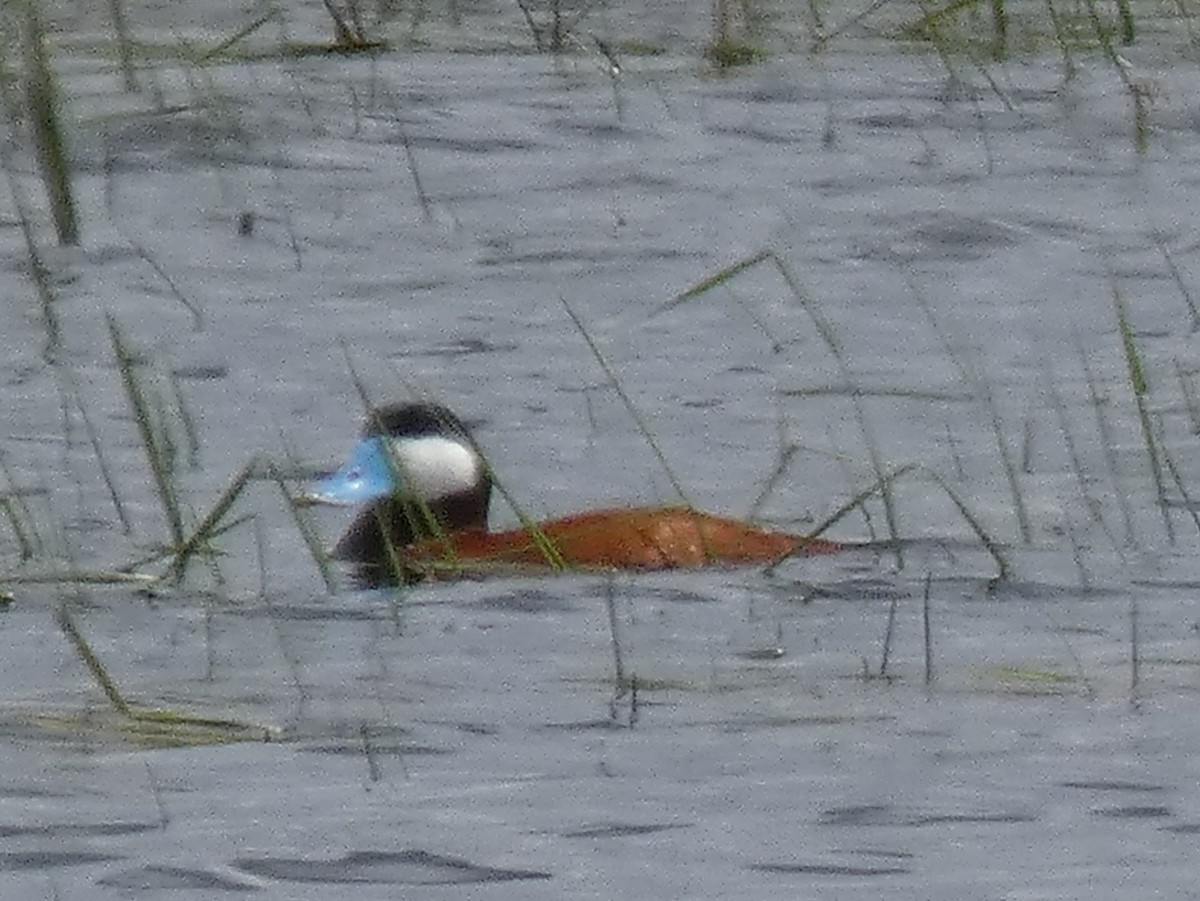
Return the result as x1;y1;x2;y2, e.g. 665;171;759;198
106;314;186;547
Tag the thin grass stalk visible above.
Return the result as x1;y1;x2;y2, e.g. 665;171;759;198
169;372;202;469
832;430;880;541
274;470;338;594
922;572;933;685
397;122;433;223
321;0;360;45
1076;331;1134;545
922;468;1010;586
168;459;257;582
1129;593;1140;700
1175;360;1200;433
879;594;897;678
253;490;313;717
68;378;132;534
0;450;42;556
22;1;78;245
605;575;628;697
561;297;694;508
812;0;894;50
746;394;793;521
770;253;903;555
128;242;204;329
3;569;158;585
1150;413;1200;539
982;383;1033;544
200;10;275;60
106;315;186;547
1082;2;1146;151
747;443;801;522
1043;353;1119;551
56;601;132;715
3;163;60;358
57;598;275;742
988;0;1007;58
1043;0;1079;80
360;723;382;783
1155;238;1199;332
914;284;1031;544
106;0;138;91
1066;520;1092;593
0;497;36;559
513;0;546;50
912;0;1016;111
1113;287;1173;542
255;513;267;603
484;478;568;570
657;250;771;317
800;462;916;546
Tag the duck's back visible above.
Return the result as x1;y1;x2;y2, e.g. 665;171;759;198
406;506;841;575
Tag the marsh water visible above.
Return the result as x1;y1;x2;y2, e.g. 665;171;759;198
4;0;1200;897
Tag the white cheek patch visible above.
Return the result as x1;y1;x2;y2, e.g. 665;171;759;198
390;435;481;502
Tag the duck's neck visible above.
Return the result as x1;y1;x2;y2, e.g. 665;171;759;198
334;489;490;562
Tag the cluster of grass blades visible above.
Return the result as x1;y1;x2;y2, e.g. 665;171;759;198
105;316;263;586
51;601;279;748
705;0;768;69
900;0;1134;59
658;249;1011;585
0;323;280;746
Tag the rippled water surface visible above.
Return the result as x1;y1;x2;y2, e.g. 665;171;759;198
4;1;1200;897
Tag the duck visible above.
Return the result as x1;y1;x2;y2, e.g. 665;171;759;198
307;401;845;584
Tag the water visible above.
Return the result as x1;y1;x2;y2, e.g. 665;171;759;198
3;1;1200;897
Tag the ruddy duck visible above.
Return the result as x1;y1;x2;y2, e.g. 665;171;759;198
308;402;844;583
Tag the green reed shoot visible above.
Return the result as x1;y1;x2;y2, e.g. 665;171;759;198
21;1;78;245
106;315;185;547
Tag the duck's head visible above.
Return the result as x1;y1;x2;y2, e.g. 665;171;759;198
310;402;493;563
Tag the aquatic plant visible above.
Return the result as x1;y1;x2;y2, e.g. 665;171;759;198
16;0;78;246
